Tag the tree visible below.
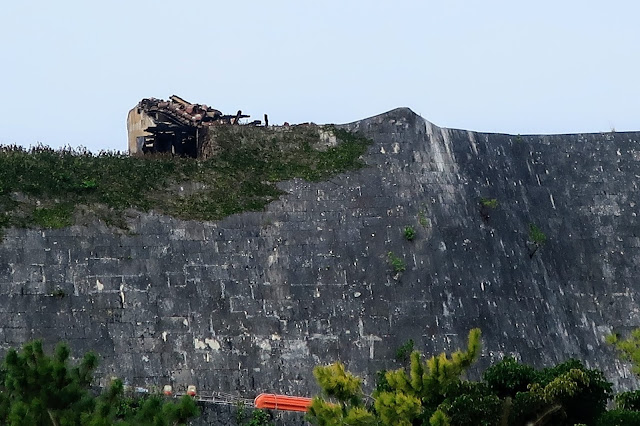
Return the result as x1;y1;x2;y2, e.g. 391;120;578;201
615;390;640;411
603;331;640;423
608;330;640;375
307;362;377;425
595;409;640;426
483;357;536;399
0;340;199;426
307;329;483;426
308;330;619;426
436;382;501;426
0;340;97;425
84;379;199;426
499;359;611;426
376;328;482;424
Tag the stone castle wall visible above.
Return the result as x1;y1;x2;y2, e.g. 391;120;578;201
2;108;640;424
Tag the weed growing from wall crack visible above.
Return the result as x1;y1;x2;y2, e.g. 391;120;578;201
247;409;274;426
387;251;406;273
403;226;416;241
528;223;547;245
417;209;430;229
527;223;547;258
479;197;499;223
50;288;66;298
480;197;499;209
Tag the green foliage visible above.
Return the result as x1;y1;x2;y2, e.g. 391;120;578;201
483;357;536;398
528;223;547;245
0;127;371;235
387;251;406;273
538;359;612;412
308;330;482;426
429;409;451;426
478;198;499;223
528;368;589;403
80;178;98;190
312;362;363;406
32;203;74;229
403;226;416;241
395;339;414;362
246;409;274;426
527;223;548;257
307;383;377;426
234;405;273;426
378;328;482;421
235;401;248;425
616;390;640;411
0;340;199;425
510;359;612;426
308;331;627;426
596;409;640;426
418;209;430;229
307;399;344;426
480;198;499;209
50;288;66;298
342;406;378;425
91;391;198;426
375;391;422;425
608;330;640;376
438;382;502;426
607;331;640;424
375;370;392;393
0;340;97;425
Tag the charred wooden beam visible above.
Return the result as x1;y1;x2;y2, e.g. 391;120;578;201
169;95;192;107
232;110;243;125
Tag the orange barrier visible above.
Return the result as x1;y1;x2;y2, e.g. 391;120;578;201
254;393;313;412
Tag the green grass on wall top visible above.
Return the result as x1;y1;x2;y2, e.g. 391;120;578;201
0;125;371;236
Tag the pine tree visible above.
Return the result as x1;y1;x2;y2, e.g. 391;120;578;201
0;340;200;426
0;340;97;425
375;328;481;424
307;329;482;426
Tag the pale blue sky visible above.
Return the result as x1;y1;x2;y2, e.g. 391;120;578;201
1;0;638;152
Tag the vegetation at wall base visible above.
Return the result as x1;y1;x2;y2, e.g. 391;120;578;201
235;401;273;426
308;329;483;426
0;125;372;237
395;339;414;362
607;330;640;376
245;409;274;426
306;328;640;426
0;340;199;425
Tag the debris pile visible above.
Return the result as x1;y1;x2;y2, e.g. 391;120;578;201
127;95;261;157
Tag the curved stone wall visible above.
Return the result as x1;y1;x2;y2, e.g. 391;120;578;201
1;108;640;403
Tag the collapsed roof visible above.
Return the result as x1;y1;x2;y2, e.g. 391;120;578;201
126;95;257;157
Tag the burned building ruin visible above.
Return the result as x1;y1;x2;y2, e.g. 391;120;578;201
127;95;259;157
